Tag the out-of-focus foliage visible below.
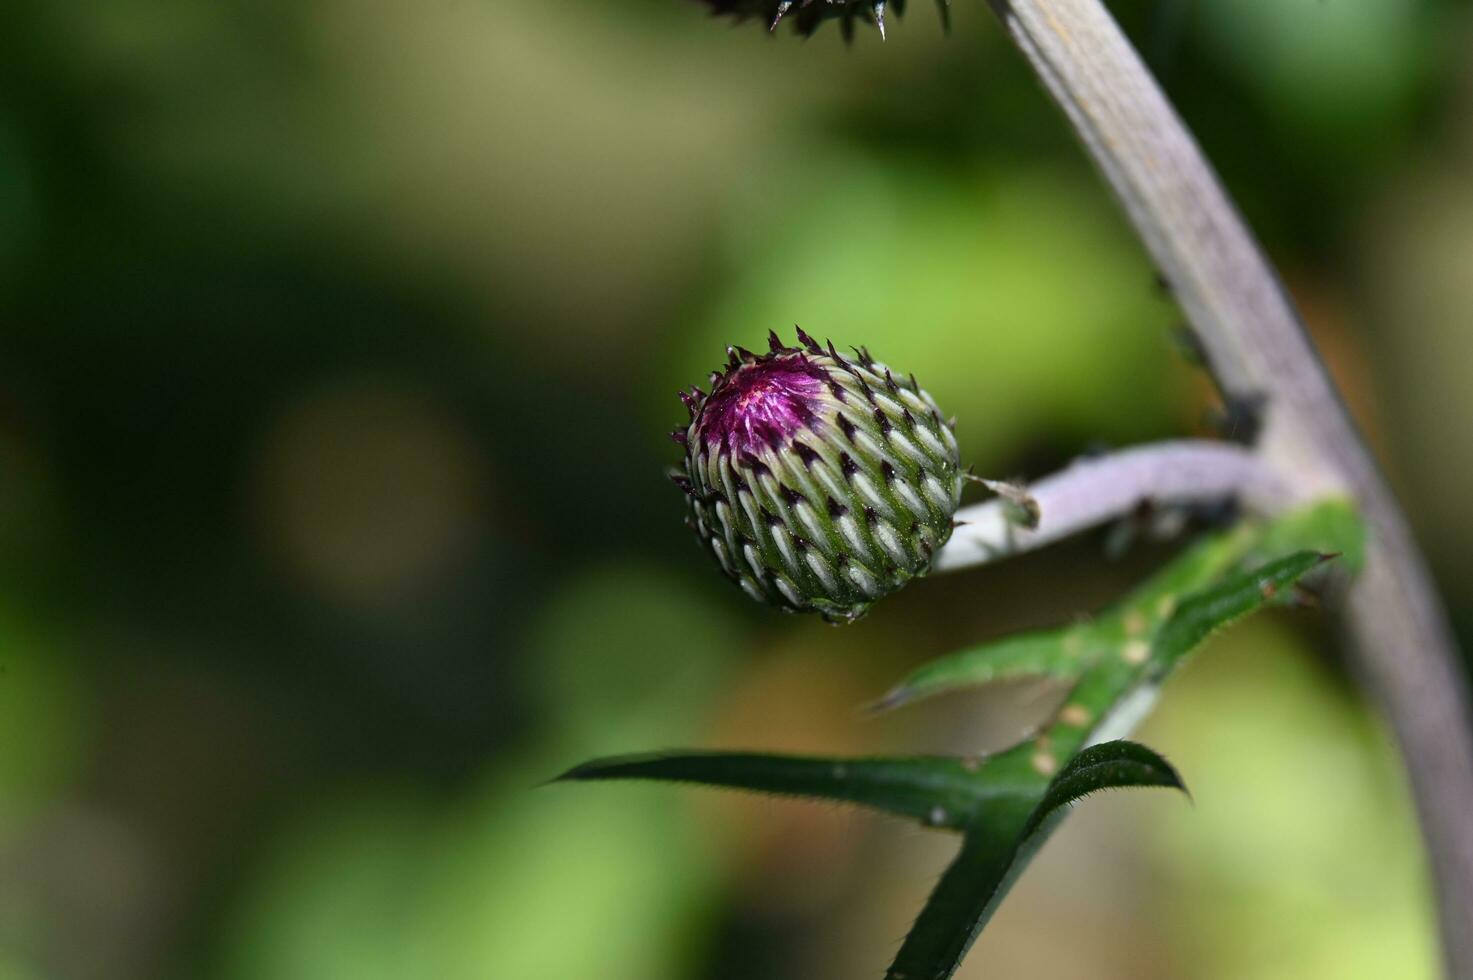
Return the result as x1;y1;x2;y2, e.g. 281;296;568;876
0;611;88;835
0;0;1466;977
679;165;1185;464
1146;619;1438;980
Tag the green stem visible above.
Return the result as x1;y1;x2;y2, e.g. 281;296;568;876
984;1;1473;972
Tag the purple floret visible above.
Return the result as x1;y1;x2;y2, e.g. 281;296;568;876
697;354;828;455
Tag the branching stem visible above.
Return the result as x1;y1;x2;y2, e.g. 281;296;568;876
933;441;1285;573
983;1;1473;973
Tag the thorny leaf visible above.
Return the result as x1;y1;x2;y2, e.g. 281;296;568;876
557;749;1047;832
559;500;1363;979
886;741;1185;980
871;625;1094;713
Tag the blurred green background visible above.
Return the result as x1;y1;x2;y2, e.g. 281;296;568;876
1;0;1471;977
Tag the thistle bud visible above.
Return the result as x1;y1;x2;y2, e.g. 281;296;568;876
671;329;962;623
694;0;948;40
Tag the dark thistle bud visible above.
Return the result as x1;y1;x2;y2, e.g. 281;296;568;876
672;330;962;623
692;0;950;41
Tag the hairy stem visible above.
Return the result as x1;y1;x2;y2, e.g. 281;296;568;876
933;441;1284;573
983;1;1473;973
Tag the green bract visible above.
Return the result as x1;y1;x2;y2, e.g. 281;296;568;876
672;330;963;623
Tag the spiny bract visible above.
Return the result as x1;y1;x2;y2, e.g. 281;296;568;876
693;0;949;41
672;330;962;623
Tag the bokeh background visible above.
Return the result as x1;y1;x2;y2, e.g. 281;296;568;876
2;0;1471;977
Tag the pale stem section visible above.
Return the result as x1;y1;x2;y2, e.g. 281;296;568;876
985;1;1473;973
933;441;1284;573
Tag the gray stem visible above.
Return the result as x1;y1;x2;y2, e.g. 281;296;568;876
933;441;1285;573
983;1;1473;973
